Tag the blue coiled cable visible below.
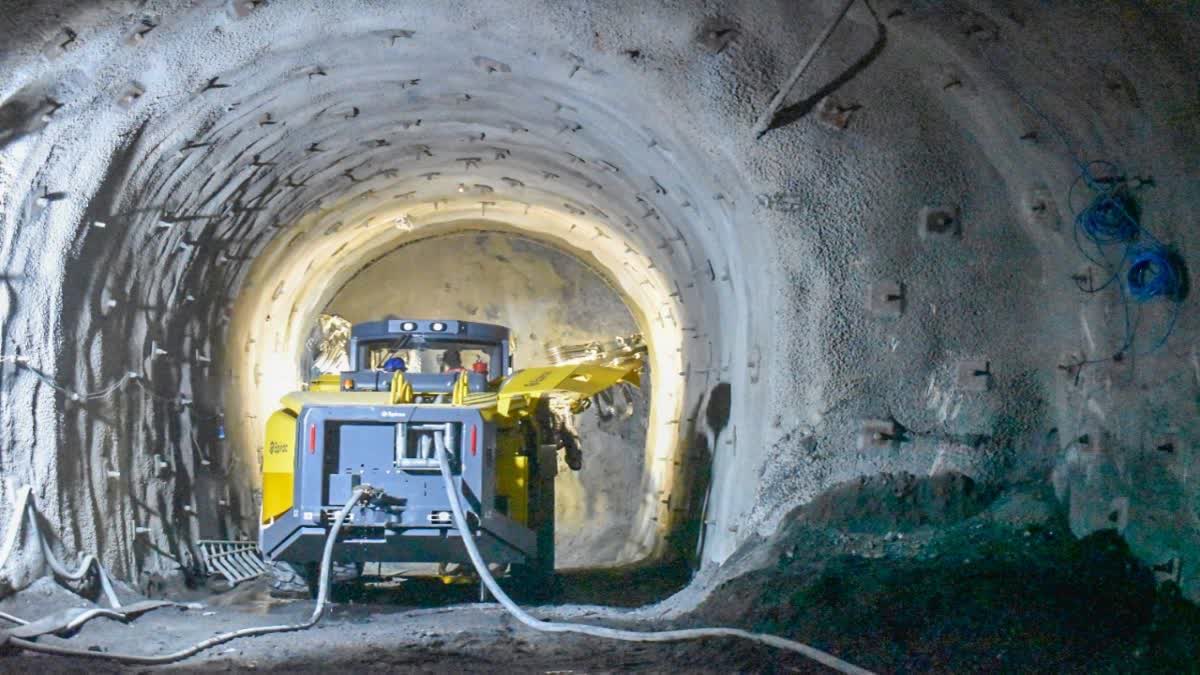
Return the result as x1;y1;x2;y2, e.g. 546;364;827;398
981;46;1187;363
1127;247;1182;302
1077;188;1140;245
1063;156;1187;357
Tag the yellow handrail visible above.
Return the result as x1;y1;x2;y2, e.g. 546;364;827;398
389;371;414;404
451;370;470;406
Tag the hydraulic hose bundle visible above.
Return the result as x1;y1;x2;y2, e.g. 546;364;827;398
0;486;123;608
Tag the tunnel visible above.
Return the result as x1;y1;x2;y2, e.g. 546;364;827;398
0;0;1198;671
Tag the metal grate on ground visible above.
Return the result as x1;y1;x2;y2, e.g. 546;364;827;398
197;540;267;585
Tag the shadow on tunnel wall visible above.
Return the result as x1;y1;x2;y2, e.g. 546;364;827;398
672;382;729;572
550;382;727;606
763;2;887;135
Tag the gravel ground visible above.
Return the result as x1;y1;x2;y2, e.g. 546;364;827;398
4;473;1198;673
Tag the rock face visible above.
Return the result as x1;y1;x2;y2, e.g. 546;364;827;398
790;471;995;534
688;478;1200;672
0;0;1196;606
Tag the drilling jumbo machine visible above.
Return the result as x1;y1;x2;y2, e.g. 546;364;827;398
259;318;644;596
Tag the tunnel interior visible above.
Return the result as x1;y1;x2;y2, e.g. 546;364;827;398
1;0;1198;671
321;230;654;569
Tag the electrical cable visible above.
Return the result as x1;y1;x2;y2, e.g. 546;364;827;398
134;379;225;422
1077;184;1139;246
1068;179;1184;361
1;606;145;638
5;363;133;402
5;487;369;665
0;610;30;625
0;486;122;608
0;358;223;423
4;441;868;671
432;441;874;675
979;47;1187;362
133;377;185;404
1127;247;1183;303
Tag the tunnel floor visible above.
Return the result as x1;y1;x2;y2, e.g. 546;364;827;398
4;474;1200;672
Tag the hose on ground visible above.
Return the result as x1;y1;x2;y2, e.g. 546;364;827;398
5;487;368;665
0;486;122;608
5;454;872;672
0;610;29;625
433;440;874;675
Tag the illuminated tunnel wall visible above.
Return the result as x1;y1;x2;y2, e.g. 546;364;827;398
323;231;650;569
0;1;1197;601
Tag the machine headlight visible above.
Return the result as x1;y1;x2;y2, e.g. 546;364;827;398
430;322;446;332
400;321;417;331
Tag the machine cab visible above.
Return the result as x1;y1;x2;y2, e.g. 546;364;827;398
338;319;512;395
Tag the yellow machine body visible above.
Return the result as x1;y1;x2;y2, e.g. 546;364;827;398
307;373;342;392
493;425;531;526
257;315;647;586
261;408;298;523
259;360;641;526
495;361;641;417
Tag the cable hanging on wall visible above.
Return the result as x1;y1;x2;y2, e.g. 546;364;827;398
0;354;224;421
0;356;136;402
979;48;1188;369
1067;160;1187;362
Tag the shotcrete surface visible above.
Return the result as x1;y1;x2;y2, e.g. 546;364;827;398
0;0;1197;611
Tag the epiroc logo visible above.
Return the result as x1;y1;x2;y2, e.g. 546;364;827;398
525;370;552;386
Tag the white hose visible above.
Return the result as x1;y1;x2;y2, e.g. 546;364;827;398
3;454;873;671
0;486;122;608
433;444;874;675
6;487;369;665
0;609;29;625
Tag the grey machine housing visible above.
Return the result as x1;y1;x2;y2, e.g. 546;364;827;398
259;318;548;571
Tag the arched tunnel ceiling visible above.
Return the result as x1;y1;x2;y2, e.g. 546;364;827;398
1;0;760;578
1;0;1198;605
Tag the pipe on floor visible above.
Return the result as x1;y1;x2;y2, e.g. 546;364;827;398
433;439;874;675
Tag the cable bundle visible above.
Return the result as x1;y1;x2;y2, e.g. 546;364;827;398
977;47;1188;363
1068;161;1187;357
1077;185;1139;245
1127;247;1185;303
